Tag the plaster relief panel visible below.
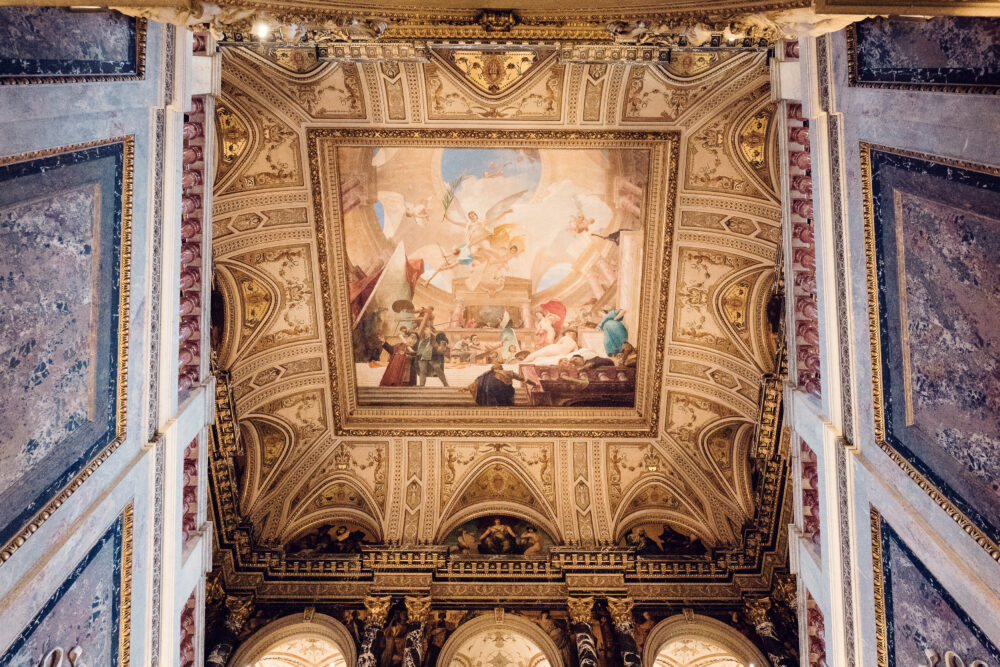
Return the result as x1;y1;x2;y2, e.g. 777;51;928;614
684;85;771;199
228;246;318;358
672;248;758;358
219;85;303;194
424;57;564;122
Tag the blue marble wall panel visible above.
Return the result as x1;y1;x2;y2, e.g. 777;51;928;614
0;507;131;666
873;511;1000;666
864;144;1000;549
848;17;1000;93
0;8;145;84
0;140;130;550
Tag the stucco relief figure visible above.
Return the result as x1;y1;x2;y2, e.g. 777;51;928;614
380;613;407;667
537;612;576;667
479;517;519;554
622;523;707;557
287;524;372;555
345;145;647;408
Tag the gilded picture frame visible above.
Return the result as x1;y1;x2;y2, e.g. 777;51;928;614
0;504;132;666
0;138;133;563
861;142;1000;564
308;128;678;437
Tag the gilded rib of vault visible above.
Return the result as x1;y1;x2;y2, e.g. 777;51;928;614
210;42;788;601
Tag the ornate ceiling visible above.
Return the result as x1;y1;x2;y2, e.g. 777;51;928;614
209;34;788;604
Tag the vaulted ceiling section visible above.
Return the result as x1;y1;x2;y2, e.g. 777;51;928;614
209;35;789;604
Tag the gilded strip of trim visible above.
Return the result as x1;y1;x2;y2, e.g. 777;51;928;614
120;503;134;667
870;507;888;667
0;136;133;565
860;142;1000;564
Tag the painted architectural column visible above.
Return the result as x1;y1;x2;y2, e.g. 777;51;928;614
403;596;432;667
358;595;392;667
205;596;254;667
567;597;598;667
606;598;641;667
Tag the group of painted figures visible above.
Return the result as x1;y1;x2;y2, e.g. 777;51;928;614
372;301;635;406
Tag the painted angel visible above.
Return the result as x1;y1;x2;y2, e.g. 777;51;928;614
444;190;529;291
376;191;432;236
443;189;527;250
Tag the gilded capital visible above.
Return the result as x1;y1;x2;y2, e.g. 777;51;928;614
405;596;433;625
364;595;393;626
743;596;772;628
567;596;595;626
606;598;635;629
224;595;254;628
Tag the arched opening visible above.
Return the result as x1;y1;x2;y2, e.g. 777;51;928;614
642;614;768;667
438;613;564;667
229;613;357;667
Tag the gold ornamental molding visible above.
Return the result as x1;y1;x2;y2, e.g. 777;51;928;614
307;127;678;438
207;0;812;25
120;503;134;667
860;143;1000;564
870;507;889;667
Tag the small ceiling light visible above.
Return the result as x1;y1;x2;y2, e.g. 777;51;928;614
253;21;270;39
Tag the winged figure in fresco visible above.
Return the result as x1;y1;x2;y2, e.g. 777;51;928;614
443;189;529;291
377;191;432;236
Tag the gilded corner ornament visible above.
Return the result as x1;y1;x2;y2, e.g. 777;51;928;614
225;595;255;627
476;10;519;32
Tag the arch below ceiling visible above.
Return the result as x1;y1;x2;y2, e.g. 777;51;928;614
440;456;556;528
280;505;384;545
215;261;283;371
612;476;717;544
438;613;564;667
642;614;768;667
240;414;295;515
273;471;385;542
435;501;562;546
229;612;357;667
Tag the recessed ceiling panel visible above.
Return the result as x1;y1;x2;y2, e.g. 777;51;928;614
309;128;677;436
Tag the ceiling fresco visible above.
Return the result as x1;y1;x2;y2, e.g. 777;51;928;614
209;37;788;604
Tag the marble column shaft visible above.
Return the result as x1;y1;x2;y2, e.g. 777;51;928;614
571;622;599;667
610;620;641;667
357;621;383;667
403;622;425;667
